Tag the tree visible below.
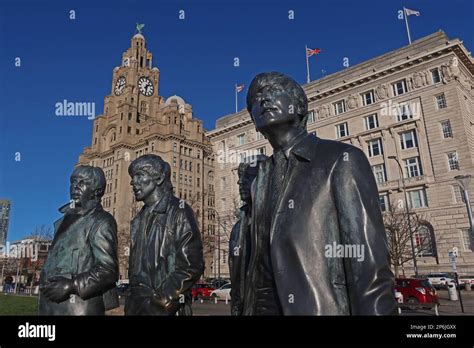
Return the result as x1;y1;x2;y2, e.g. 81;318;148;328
383;201;434;278
20;225;53;294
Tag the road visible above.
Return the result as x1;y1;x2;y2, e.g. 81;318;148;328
107;290;474;316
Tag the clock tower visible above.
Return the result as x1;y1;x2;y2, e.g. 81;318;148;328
78;30;217;280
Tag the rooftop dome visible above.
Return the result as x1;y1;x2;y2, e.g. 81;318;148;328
165;95;186;106
133;33;145;40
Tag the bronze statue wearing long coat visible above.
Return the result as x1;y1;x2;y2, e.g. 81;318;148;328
243;134;397;315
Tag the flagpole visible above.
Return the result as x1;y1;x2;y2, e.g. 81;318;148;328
235;84;238;113
305;45;311;83
403;7;412;44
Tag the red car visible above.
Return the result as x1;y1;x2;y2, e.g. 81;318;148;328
191;283;215;300
395;278;438;306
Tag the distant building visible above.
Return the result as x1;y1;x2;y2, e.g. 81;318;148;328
77;32;216;280
0;199;11;246
207;31;474;276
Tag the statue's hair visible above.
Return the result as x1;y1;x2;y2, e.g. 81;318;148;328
246;72;309;127
238;154;268;179
71;165;106;198
128;154;171;186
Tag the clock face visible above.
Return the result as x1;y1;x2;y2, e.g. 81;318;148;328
138;76;154;97
114;76;126;96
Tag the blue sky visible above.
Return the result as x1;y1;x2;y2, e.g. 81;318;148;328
0;0;472;241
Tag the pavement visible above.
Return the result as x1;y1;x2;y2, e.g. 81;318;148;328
107;290;474;316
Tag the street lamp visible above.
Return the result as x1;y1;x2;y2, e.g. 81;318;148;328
455;175;474;250
388;155;419;276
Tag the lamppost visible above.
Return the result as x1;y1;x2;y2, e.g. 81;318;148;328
455;175;474;250
388;156;419;276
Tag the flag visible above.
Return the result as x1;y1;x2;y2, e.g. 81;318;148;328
404;8;420;16
306;47;321;57
236;84;244;93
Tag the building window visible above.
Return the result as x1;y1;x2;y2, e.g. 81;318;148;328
239;152;246;163
307;111;315;124
128;113;132;121
372;164;387;184
453;185;466;204
404;157;423;178
127;127;131;134
258;147;266;155
336;122;349;138
408;189;428;209
180;159;183;169
172;172;176;182
460;229;472;251
441;120;453;138
367;138;383;157
179;174;183;184
173;156;177;167
256;132;264;141
197;163;200;173
173;143;177;152
396;104;413;122
362;90;375;106
415;224;435;257
400;130;418;150
237;134;246;146
334;100;346;115
447;151;460;170
364;114;379;130
379;194;389;212
392;79;408;96
431;68;441;84
435;94;447;110
197;177;200;187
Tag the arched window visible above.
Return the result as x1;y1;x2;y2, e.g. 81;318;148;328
415;223;437;258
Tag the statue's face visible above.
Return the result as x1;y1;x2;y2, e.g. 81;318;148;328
130;169;157;202
70;172;96;206
237;170;255;204
250;84;296;133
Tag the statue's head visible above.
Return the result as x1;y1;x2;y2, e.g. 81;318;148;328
246;72;308;137
70;166;106;206
237;154;268;205
128;154;171;203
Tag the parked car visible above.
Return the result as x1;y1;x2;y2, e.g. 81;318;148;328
210;283;232;300
191;283;215;300
395;278;438;308
458;275;474;288
211;278;229;289
425;273;455;288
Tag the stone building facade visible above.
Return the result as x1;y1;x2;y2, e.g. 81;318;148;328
207;31;474;276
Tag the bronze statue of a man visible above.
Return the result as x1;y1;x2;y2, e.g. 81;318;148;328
125;154;204;315
243;72;397;315
39;165;119;315
229;155;267;316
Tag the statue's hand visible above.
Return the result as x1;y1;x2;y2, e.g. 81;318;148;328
150;293;179;315
42;276;75;303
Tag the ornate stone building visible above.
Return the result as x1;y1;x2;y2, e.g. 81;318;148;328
207;31;474;276
78;33;216;280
